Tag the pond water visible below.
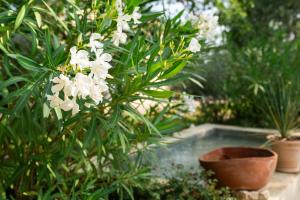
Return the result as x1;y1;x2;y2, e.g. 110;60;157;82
145;129;267;176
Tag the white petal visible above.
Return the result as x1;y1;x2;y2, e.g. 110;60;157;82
70;46;77;55
100;53;112;62
188;38;201;53
91;33;102;40
51;84;64;94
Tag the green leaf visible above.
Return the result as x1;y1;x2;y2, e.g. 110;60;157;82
124;105;160;135
12;90;31;114
141;12;163;21
110;105;121;128
163;19;171;38
43;103;50;118
150;74;189;87
160;61;187;79
0;43;9;55
121;183;134;200
34;11;42;28
14;4;27;30
143;90;173;98
42;0;69;31
0;76;29;91
54;107;62;121
83;116;96;148
117;130;127;153
8;54;44;72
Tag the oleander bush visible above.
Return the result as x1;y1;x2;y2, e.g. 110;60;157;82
0;0;220;199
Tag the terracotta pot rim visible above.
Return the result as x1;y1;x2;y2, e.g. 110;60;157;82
267;135;300;142
199;146;277;163
269;138;300;145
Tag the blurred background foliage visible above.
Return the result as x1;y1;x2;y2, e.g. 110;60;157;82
184;0;300;127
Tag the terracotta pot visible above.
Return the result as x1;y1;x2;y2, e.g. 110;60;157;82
199;147;277;190
271;139;300;173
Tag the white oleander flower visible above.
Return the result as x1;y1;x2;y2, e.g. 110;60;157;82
89;49;112;80
87;11;97;21
75;9;84;16
95;48;112;63
51;74;78;98
188;38;201;53
89;33;104;53
47;95;62;108
115;0;123;12
63;81;77;98
183;94;197;113
60;98;80;116
89;83;104;104
131;7;141;24
90;64;110;80
116;13;131;32
51;74;72;94
70;46;90;70
196;12;219;41
74;73;93;99
112;30;127;46
96;79;109;92
113;0;142;46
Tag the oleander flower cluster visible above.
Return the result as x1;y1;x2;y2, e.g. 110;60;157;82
183;94;197;113
192;11;219;41
187;11;220;53
45;0;214;116
47;2;143;116
47;33;111;115
112;0;141;46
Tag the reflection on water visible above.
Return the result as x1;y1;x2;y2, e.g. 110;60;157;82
144;130;266;176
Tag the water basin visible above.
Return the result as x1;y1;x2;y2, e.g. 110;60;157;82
147;127;267;175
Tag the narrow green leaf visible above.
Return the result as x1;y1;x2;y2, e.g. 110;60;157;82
34;11;42;27
14;4;27;30
54;107;62;120
118;131;127;153
143;90;173;98
42;0;69;31
121;184;134;200
43;103;50;118
0;76;29;91
8;54;44;72
150;75;189;87
83;116;96;148
12;90;31;114
0;43;9;55
160;61;187;79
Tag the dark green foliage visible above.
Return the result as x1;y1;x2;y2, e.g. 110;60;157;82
0;1;202;199
184;0;300;128
261;80;300;138
132;165;236;200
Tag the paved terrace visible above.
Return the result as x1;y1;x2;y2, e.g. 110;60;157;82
163;124;300;200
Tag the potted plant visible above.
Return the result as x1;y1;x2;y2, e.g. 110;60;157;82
199;147;277;190
263;80;300;173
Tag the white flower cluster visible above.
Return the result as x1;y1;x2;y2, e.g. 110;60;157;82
187;11;220;53
47;33;111;115
47;1;142;116
183;94;197;113
193;11;219;41
112;0;141;46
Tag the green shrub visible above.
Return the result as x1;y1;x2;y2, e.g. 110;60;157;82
133;165;236;200
0;0;215;199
